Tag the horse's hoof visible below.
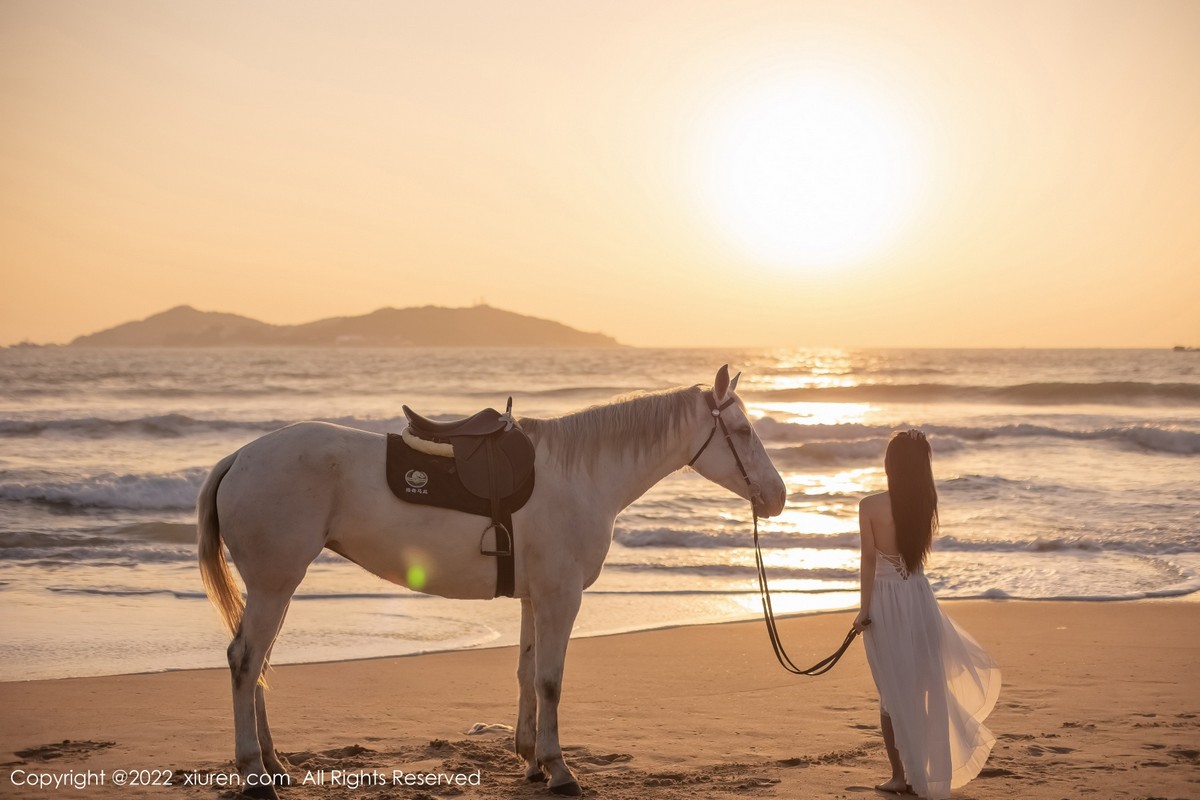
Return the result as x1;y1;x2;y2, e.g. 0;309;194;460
549;779;582;796
264;755;291;780
527;771;548;783
240;784;279;800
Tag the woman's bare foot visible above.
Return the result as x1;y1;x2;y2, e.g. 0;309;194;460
874;777;914;794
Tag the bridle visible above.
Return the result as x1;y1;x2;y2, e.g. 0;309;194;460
687;392;748;479
689;390;865;677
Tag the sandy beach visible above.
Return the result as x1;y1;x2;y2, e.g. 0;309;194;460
2;600;1197;800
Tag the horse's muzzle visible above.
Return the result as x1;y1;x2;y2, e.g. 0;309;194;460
751;483;786;518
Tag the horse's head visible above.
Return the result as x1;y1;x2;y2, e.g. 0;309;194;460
688;365;787;518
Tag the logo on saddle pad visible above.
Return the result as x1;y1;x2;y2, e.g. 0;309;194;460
405;469;429;493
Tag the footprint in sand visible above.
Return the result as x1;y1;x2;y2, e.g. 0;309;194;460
1061;721;1096;731
282;744;376;769
15;741;115;761
643;771;688;786
576;753;633;766
1170;748;1200;763
813;745;873;765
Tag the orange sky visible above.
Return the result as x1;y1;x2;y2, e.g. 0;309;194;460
2;1;1198;347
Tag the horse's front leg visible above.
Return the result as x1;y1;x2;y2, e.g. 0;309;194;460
516;597;543;782
532;586;583;796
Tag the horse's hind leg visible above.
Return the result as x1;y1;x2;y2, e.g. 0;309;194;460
516;598;543;782
255;629;291;779
228;588;294;800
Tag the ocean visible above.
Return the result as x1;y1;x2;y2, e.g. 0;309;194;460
1;347;1197;681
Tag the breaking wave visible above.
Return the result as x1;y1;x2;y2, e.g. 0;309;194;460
755;419;1200;456
0;469;207;511
746;380;1200;405
612;526;1195;555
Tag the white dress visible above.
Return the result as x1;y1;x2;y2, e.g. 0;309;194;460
863;553;1001;800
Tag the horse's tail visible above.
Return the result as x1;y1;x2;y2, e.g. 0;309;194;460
197;450;244;638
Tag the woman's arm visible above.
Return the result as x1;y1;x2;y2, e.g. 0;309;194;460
854;497;875;633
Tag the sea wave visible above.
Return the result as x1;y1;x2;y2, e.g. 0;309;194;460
747;380;1200;405
0;414;284;439
946;574;1200;602
0;469;206;511
42;586;434;601
6;407;1198;458
0;524;195;551
47;586;207;599
754;418;1200;455
605;561;858;581
0;414;419;440
938;473;1080;499
769;437;963;466
614;527;860;549
612;526;1195;555
471;385;647;400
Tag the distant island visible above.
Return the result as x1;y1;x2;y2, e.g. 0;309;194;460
67;305;622;348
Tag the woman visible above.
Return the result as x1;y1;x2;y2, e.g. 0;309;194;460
852;430;1000;799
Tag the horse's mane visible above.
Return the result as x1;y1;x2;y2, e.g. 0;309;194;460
519;385;706;471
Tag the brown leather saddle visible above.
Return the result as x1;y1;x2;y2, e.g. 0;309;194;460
402;402;534;499
387;398;535;597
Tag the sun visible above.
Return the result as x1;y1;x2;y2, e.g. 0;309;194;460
696;74;921;270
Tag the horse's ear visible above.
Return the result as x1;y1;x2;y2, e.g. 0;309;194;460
713;364;730;401
730;371;741;392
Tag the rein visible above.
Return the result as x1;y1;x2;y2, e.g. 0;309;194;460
752;509;864;676
691;391;865;676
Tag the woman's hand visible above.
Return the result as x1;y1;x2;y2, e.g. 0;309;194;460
853;609;872;634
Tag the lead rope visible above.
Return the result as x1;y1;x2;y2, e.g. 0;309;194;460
693;391;863;676
752;506;864;676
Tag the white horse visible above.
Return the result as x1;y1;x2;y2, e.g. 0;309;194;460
198;365;786;799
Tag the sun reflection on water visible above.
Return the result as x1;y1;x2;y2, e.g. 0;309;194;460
754;349;855;377
787;467;878;498
752;401;874;427
728;591;860;618
754;505;857;535
758;546;858;572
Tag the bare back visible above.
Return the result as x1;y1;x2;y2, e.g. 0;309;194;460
860;491;900;555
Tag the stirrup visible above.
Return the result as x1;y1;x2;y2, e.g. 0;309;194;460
480;523;513;557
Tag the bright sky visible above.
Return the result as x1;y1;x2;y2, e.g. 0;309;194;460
2;1;1198;347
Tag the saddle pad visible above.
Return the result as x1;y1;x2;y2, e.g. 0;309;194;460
386;433;535;516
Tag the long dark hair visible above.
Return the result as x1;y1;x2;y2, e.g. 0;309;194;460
884;429;938;573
